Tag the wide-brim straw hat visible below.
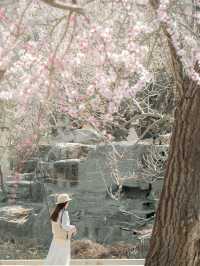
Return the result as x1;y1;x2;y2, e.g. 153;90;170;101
56;193;72;204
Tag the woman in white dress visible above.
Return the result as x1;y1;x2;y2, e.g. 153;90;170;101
45;193;77;266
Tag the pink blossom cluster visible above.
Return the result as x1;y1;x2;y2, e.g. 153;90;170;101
0;90;13;100
0;0;152;144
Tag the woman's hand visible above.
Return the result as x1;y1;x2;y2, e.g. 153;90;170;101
66;225;77;239
72;226;77;236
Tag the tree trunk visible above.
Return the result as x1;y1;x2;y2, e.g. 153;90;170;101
145;77;200;265
0;165;5;192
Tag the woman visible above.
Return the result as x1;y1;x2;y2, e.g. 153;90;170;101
45;193;77;266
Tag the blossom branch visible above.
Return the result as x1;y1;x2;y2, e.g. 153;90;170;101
40;0;84;14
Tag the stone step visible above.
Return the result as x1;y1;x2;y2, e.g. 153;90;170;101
0;259;145;265
0;265;144;266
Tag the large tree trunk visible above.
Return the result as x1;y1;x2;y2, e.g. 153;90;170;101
145;77;200;265
145;1;200;264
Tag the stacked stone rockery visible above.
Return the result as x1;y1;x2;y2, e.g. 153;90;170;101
0;129;168;250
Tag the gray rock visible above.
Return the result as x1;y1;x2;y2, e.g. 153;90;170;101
32;205;52;245
0;141;168;248
127;127;139;142
0;189;7;203
53;159;80;183
46;193;57;211
9;158;38;173
6;173;35;181
0;205;36;241
151;178;164;199
21;173;35;181
0;204;52;245
20;159;38;173
31;181;44;202
55;128;103;144
5;180;43;202
38;144;52;161
47;143;96;161
74;129;103;144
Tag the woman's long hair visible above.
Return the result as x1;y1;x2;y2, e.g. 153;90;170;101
50;202;67;222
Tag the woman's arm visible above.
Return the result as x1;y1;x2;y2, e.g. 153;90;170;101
60;210;76;233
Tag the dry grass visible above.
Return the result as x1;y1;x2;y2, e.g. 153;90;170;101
0;239;137;259
72;240;137;259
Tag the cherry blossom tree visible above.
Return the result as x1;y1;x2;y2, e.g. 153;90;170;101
1;1;200;263
0;0;155;158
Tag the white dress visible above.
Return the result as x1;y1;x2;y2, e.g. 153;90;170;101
45;209;75;266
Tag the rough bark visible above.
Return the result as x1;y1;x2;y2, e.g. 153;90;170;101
145;72;200;265
145;1;200;265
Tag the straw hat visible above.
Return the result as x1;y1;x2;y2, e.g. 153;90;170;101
56;193;72;204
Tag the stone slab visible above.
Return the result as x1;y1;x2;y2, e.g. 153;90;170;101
0;259;145;265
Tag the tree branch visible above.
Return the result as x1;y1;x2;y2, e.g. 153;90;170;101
40;0;84;14
0;0;84;14
149;0;185;98
0;0;17;6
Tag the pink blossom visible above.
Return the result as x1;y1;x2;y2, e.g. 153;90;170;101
0;90;13;100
